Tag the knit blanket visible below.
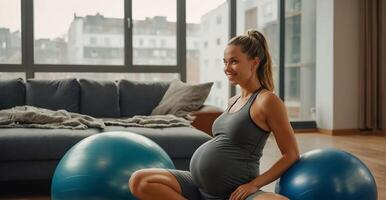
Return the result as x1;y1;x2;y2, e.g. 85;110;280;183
0;106;191;130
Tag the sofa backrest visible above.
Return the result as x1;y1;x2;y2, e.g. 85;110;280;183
78;79;120;118
118;79;170;117
26;79;80;113
0;78;25;110
0;78;170;118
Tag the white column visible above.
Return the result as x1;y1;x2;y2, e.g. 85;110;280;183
316;0;334;130
316;0;361;130
332;0;360;129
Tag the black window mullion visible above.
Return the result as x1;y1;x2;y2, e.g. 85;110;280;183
279;0;285;100
124;0;132;68
229;0;237;97
21;0;34;79
177;0;186;82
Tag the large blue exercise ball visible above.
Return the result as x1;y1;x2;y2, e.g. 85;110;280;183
51;131;175;200
275;148;377;200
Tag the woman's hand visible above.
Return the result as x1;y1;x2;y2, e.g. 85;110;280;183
229;182;259;200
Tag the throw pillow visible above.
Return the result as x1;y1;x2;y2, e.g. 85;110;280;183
151;79;213;118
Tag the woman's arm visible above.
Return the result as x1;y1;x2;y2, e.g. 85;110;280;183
250;92;300;188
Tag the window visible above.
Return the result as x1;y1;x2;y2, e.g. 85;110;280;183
193;41;199;48
245;8;258;30
262;3;273;18
216;16;222;24
284;0;316;121
0;0;316;126
237;0;279;96
285;67;300;101
237;0;316;121
90;37;97;45
204;59;209;68
0;0;21;64
132;0;176;65
104;38;110;46
287;0;301;13
215;81;222;89
35;72;178;82
161;39;166;47
186;0;229;109
34;0;124;65
149;39;156;47
216;38;221;46
0;72;24;80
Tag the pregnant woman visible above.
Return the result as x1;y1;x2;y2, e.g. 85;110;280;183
128;30;299;200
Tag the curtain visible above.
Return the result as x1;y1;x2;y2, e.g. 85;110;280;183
358;0;383;131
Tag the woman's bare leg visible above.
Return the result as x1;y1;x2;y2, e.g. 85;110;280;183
252;192;289;200
128;168;187;200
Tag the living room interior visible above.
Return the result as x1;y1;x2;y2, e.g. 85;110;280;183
0;0;385;199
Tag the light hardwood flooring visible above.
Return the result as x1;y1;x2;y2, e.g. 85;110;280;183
2;133;385;200
261;133;386;200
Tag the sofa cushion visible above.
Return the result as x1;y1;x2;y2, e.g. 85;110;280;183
118;80;170;117
79;79;120;118
26;79;80;113
0;127;211;161
0;160;59;181
0;78;25;110
0;128;101;161
102;126;212;158
151;79;213;118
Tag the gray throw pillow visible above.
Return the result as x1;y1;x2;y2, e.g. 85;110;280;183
151;79;213;118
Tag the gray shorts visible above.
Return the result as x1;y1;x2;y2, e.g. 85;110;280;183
167;169;267;200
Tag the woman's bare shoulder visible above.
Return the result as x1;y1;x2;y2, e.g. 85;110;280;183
257;90;285;113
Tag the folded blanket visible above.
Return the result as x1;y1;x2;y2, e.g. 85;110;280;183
0;106;105;129
0;106;192;130
103;114;192;128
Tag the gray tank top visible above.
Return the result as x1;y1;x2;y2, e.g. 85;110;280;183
190;87;270;199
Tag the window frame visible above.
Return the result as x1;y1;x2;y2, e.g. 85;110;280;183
0;0;316;129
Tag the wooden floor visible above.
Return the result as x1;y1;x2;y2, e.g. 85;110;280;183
2;133;385;200
261;133;386;200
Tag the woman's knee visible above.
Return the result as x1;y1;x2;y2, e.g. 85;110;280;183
128;168;180;197
128;169;151;195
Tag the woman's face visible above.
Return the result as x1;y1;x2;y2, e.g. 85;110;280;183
223;45;259;85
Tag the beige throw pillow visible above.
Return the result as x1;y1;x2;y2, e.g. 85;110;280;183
151;79;213;118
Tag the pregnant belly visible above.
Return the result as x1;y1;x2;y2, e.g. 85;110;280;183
189;138;258;195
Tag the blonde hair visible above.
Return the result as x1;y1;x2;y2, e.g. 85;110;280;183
227;29;274;92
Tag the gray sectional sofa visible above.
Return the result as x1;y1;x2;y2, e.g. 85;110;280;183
0;78;220;184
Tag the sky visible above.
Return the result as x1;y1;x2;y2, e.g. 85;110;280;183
0;0;225;39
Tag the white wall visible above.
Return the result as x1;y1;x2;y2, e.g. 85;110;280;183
333;0;360;129
316;0;334;129
316;0;361;130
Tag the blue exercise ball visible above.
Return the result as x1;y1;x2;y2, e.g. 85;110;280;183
51;131;175;200
275;148;377;200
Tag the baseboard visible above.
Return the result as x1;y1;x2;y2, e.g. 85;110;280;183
294;128;318;133
317;128;385;136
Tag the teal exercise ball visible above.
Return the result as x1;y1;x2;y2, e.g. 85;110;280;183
51;131;175;200
275;148;377;200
